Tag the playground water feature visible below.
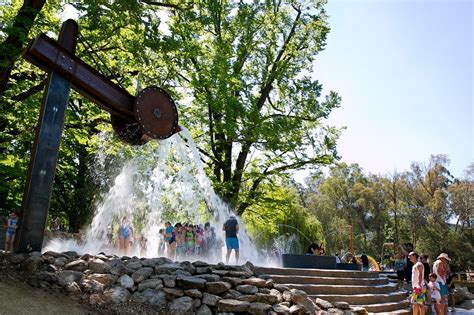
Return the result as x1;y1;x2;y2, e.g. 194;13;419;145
43;127;260;264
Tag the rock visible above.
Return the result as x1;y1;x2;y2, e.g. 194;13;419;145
138;278;163;291
10;254;27;264
298;297;320;314
86;274;115;287
163;287;184;297
256;293;279;304
169;296;193;314
89;293;105;305
333;301;350;310
29;251;42;257
459;299;474;310
132;267;153;283
126;260;143;273
159;274;176;287
249;302;273;315
193;298;201;309
350;306;368;315
65;281;81;295
236;284;258;294
280;302;291;307
57;270;83;286
328;308;344;314
184;289;202;298
195;274;221;282
155;263;183;275
107;287;131;303
35;271;57;283
206;281;232;294
202;292;222;306
61;251;78;258
176;274;206;289
141;257;172;267
265;279;274;288
242;277;266;288
192;261;209;267
41;263;58;273
110;264;127;276
217;299;250;312
88;259;111;274
119;274;134;289
82;279;105;293
238;295;257;302
289;304;305;315
196;304;213;315
273;303;291;315
270;289;284;303
274;284;290;292
315;298;334;310
142;289;167;308
64;259;88;272
180;261;196;275
290;289;307;303
54;257;68;267
131;291;146;303
259;287;271;294
221;276;243;287
229;270;252;277
195;267;213;274
222;289;243;299
21;256;42;274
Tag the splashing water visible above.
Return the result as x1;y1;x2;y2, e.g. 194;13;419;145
44;127;261;264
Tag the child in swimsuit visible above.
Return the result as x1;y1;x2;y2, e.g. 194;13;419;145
5;212;18;253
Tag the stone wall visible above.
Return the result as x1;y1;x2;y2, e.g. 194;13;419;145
0;251;367;315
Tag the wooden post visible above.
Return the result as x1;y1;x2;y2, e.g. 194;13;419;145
15;20;78;253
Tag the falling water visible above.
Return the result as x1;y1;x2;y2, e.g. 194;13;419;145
44;127;260;264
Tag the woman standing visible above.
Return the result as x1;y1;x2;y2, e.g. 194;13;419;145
117;217;133;256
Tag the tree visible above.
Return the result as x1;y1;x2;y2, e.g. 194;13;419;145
150;1;341;215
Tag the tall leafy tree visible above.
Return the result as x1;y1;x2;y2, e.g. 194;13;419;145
149;1;341;214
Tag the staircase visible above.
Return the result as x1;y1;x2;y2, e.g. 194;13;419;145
255;266;411;314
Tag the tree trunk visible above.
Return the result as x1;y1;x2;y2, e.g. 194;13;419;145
0;0;46;93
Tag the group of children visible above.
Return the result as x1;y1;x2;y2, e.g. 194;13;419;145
160;221;223;260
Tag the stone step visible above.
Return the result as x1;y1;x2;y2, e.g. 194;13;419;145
288;283;398;295
311;291;407;305
256;266;379;278
369;307;412;314
270;274;389;286
362;301;411;313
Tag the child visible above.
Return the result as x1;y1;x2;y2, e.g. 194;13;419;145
5;212;18;253
429;273;442;314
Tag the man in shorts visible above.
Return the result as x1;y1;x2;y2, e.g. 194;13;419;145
223;215;239;264
433;253;451;315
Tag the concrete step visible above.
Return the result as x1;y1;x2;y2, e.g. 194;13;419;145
288;283;398;295
362;300;411;313
256;266;379;278
310;291;407;305
270;274;389;286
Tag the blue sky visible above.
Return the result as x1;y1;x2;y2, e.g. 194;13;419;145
314;0;473;178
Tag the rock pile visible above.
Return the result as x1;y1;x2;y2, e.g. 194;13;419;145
0;251;368;314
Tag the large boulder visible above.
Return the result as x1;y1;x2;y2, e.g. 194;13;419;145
155;263;183;275
184;289;202;298
242;277;266;288
141;289;167;308
255;292;279;305
86;274;115;287
141;257;172;267
195;274;220;282
81;279;105;293
104;287;130;304
159;274;176;287
196;304;213;315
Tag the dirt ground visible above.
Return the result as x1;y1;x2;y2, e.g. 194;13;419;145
0;276;87;315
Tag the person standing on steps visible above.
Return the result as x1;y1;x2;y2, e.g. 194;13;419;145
409;251;426;315
223;215;239;264
5;212;18;253
433;253;451;315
